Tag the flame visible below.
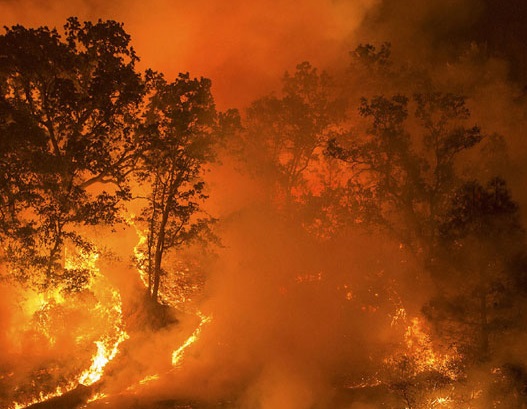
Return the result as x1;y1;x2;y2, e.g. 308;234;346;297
10;384;77;409
124;218;213;390
431;396;452;406
385;305;460;383
78;326;129;386
403;316;455;375
85;391;107;404
390;307;407;327
124;373;161;394
171;311;212;367
123;311;211;394
24;286;66;313
139;374;160;384
128;214;150;288
9;245;128;408
74;248;129;386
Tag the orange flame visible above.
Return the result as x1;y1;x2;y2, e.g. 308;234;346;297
78;323;129;386
10;384;77;409
73;249;129;386
171;311;212;367
9;246;128;408
128;214;150;288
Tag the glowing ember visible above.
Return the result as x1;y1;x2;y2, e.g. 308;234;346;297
390;307;407;327
85;391;107;405
385;305;460;385
432;396;452;406
124;373;161;394
129;215;150;288
139;374;160;385
404;316;455;375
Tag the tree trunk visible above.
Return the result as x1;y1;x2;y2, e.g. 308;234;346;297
147;176;161;293
151;201;171;302
151;251;162;302
46;220;64;281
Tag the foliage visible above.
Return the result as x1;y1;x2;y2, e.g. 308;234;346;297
424;178;525;362
0;18;144;290
135;71;228;302
242;61;346;209
326;91;483;258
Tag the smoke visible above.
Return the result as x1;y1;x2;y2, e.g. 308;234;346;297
0;0;379;109
2;0;527;408
0;283;16;359
163;1;527;406
1;0;526;107
110;192;428;407
352;0;527;210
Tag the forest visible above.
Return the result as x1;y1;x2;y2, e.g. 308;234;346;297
1;8;527;409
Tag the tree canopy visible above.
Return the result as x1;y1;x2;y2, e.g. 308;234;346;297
0;17;145;290
0;18;230;300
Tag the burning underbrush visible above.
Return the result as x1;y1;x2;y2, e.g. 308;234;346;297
0;248;129;408
1;218;526;409
0;221;215;409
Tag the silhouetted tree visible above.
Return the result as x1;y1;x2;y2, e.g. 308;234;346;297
424;178;525;363
327;91;483;262
135;71;225;303
0;18;144;290
243;61;346;210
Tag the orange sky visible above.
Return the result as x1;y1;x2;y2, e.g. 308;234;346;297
0;0;378;109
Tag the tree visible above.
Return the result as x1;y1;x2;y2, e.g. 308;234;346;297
327;48;527;374
413;92;483;252
424;178;525;363
135;71;222;303
0;18;144;290
327;91;483;262
243;62;345;210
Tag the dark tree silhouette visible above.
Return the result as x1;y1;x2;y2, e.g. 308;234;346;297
0;18;144;290
243;62;346;210
425;178;525;363
327;91;483;262
135;71;227;303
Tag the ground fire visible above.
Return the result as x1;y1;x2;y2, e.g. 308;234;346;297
2;1;527;408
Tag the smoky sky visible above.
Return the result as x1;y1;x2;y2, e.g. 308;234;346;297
361;0;527;83
2;0;526;108
0;0;376;109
